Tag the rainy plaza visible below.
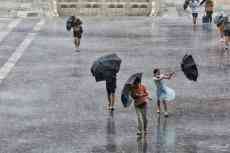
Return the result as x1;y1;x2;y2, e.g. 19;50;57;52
0;0;230;153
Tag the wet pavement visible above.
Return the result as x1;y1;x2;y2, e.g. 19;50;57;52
0;16;229;153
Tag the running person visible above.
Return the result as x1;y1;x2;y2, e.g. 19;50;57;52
72;17;83;52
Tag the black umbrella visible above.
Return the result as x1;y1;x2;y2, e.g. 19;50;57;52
183;0;190;10
91;54;122;82
121;73;142;107
66;16;74;31
181;54;198;81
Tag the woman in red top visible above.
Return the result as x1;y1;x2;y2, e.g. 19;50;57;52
131;77;149;136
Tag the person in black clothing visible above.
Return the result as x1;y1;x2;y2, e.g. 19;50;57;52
106;74;117;110
72;17;83;52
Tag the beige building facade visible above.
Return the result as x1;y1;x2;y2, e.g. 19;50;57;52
0;0;229;17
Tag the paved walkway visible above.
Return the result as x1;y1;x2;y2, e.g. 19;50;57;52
0;16;229;153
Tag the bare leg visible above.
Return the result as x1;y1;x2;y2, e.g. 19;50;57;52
74;38;77;48
163;100;168;117
193;17;196;25
74;38;80;52
111;94;115;109
157;100;161;113
76;38;80;48
107;93;111;109
163;100;167;112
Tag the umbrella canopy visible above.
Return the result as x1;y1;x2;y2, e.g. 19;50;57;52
121;73;142;107
183;0;190;10
66;16;74;31
91;54;122;82
181;54;198;81
214;14;225;26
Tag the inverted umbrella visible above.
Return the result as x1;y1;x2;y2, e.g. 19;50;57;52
121;73;142;107
91;54;122;82
181;54;198;81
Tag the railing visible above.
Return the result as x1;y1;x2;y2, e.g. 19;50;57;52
56;0;160;16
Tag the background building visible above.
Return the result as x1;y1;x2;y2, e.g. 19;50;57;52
0;0;229;17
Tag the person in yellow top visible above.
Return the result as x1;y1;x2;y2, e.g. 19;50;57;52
200;0;214;23
131;77;150;136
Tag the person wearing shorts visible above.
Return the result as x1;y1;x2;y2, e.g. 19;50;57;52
190;0;199;25
72;18;83;52
223;18;230;50
106;75;117;110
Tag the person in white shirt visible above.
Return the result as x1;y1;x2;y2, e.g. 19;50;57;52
189;0;200;25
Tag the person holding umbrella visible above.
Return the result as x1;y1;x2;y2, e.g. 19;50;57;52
91;54;122;111
72;16;83;52
153;69;175;117
130;77;150;136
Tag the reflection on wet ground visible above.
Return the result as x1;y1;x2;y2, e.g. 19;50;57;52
97;110;176;153
106;111;117;152
156;117;175;153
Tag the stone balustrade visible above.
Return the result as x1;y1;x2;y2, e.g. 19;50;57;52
56;0;154;16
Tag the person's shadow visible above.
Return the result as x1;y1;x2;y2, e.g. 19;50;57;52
105;111;117;152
